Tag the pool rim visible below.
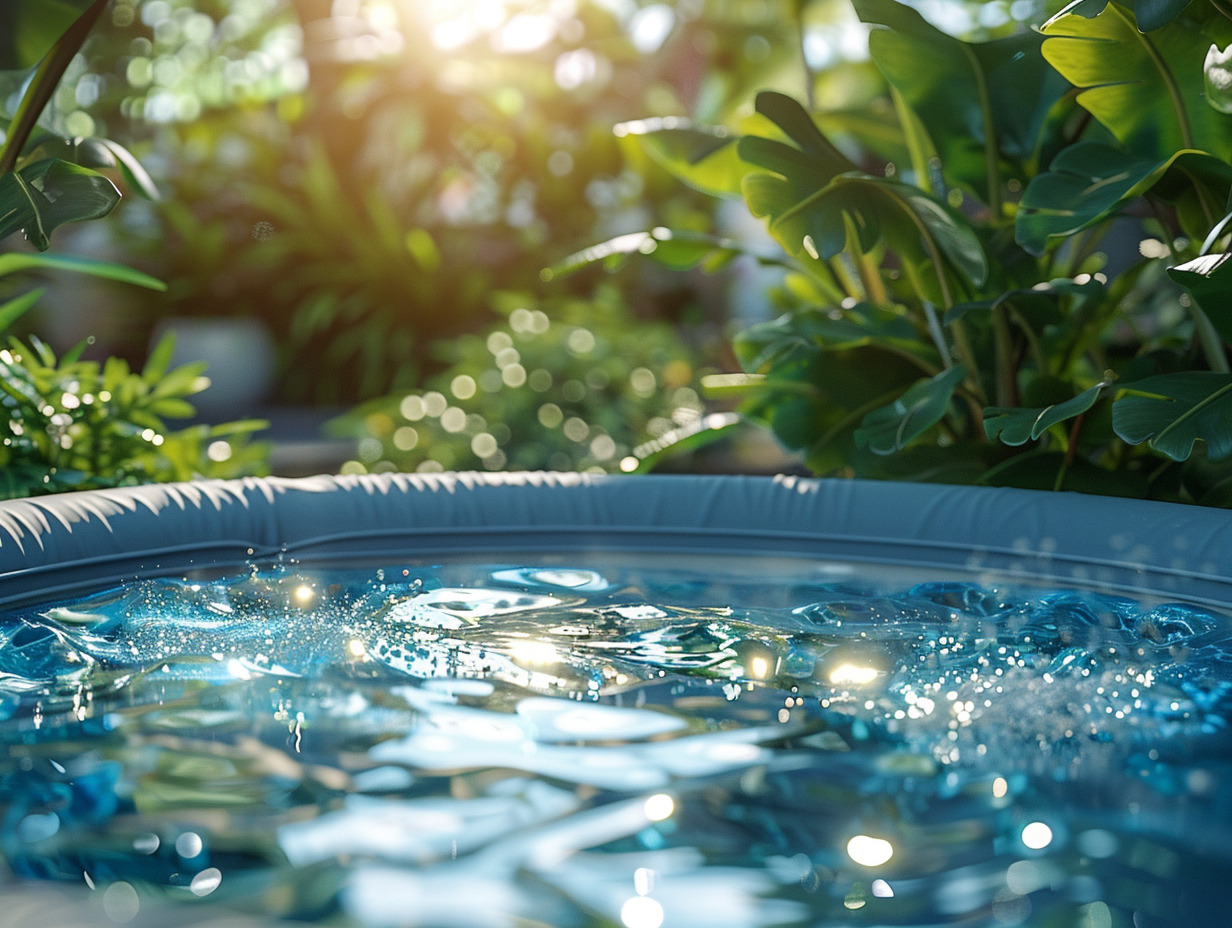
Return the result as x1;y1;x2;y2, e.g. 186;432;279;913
0;472;1229;608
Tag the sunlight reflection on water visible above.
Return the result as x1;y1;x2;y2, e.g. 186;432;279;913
0;557;1230;926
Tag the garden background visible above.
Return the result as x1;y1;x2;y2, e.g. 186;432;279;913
5;0;1232;505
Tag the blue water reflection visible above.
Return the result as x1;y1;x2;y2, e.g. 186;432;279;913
0;559;1229;926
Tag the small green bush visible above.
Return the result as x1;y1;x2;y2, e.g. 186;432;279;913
331;287;707;474
0;334;268;499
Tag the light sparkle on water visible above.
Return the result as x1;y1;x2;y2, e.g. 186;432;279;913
1;563;1229;927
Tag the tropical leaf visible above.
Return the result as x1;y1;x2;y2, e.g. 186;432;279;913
977;448;1151;496
743;171;987;300
0;158;122;249
1113;372;1232;460
753;91;858;171
0;251;166;289
1016;143;1232;254
729;91;990;293
1135;0;1196;31
8;0;86;70
855;0;1070;203
1041;1;1232;160
984;379;1111;446
737;91;861;196
0;289;43;332
22;135;161;200
614;117;747;199
0;0;109;173
854;363;967;454
545;228;785;280
1168;252;1232;342
733;303;929;374
629;411;744;473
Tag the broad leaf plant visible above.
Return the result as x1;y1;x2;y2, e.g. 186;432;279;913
558;0;1232;505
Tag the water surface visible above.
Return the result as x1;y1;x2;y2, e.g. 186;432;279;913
1;557;1229;927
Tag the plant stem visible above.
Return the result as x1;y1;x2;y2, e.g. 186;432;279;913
959;43;1002;222
1192;304;1230;373
890;87;933;194
922;300;953;368
1005;301;1047;372
950;318;985;406
845;214;887;305
828;255;862;300
992;303;1017;407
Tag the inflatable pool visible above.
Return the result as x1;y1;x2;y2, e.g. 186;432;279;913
3;472;1231;605
0;473;1228;928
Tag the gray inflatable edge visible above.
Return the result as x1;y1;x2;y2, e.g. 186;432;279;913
0;472;1229;608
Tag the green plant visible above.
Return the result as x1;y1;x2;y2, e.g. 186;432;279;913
559;0;1232;505
1;0;164;325
0;0;269;497
330;287;707;474
0;332;269;499
1;0;159;247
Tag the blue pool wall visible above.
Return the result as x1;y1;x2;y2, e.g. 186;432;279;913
0;472;1229;607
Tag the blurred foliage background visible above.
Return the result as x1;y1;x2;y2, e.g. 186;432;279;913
1;0;836;477
4;0;802;385
1;0;1077;484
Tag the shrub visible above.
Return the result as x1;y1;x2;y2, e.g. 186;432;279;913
331;287;708;474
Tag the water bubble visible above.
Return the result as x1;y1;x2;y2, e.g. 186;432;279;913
620;895;664;928
102;882;140;923
847;834;894;866
1021;821;1053;850
16;812;59;842
190;867;222;896
1076;829;1118;858
643;794;675;821
175;831;204;858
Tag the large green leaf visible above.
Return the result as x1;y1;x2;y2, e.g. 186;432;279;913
7;0;83;69
614;117;747;199
0;0;108;173
1168;251;1232;341
1041;1;1232;160
743;171;987;299
854;363;967;454
1136;0;1197;31
0;158;121;249
1113;372;1232;460
0;251;166;289
977;448;1151;496
1016;143;1232;255
855;0;1069;203
1060;0;1203;33
629;411;745;473
544;228;787;280
24;135;161;200
0;288;42;331
984;379;1111;445
736;91;861;197
734;303;930;373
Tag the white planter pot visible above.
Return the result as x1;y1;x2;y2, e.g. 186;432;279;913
151;316;276;420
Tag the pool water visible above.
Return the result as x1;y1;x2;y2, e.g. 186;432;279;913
1;558;1230;927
